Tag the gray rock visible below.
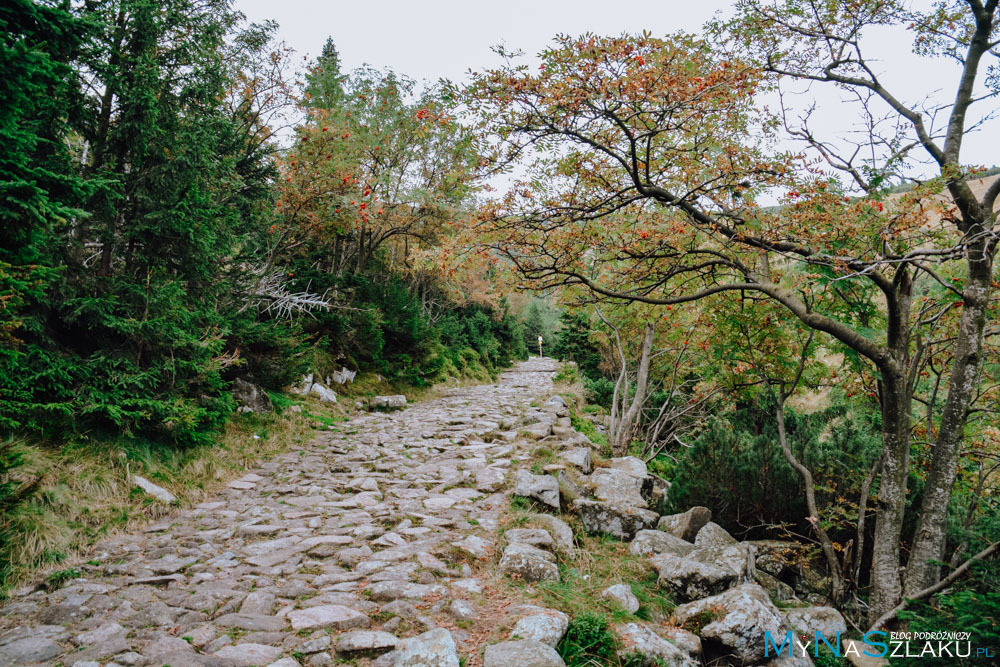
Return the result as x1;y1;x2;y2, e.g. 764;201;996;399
656;507;711;542
475;467;506;492
132;475;177;503
613;622;700;667
661;627;703;663
513;469;560;510
232;377;273;413
530;514;575;554
214;613;286;632
450;534;491;560
337;630;399;657
267;660;303;667
608;456;648;477
653;552;739;601
366;581;446;601
299;634;332;654
574;499;658;539
146;635;198;658
329;367;356;384
72;621;130;659
756;571;797;602
393;628;459;667
542;396;570;417
558;448;592;474
509;609;569;646
288;605;370;631
370;395;407;410
520;422;553;439
499;543;560;582
783;606;847;638
449;599;477;621
213;643;284;666
74;621;128;648
505;528;555;549
673;583;788;664
590;468;647;507
629;530;696;557
239;591;275;615
601;584;640;614
0;636;64;665
484;640;565;667
688;543;757;583
694;521;737;548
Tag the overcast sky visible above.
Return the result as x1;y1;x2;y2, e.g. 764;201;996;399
234;0;999;175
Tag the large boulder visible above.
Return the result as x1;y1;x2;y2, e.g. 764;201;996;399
574;499;658;540
484;640;565;667
514;469;560;510
558;448;592;474
661;627;703;663
530;514;576;554
657;507;712;542
510;608;570;646
783;606;847;639
750;540;799;577
653;552;739;601
370;395;407;410
591;468;648;507
393;628;460;667
601;584;640;614
694;521;738;548
499;543;560;582
232;377;273;413
673;583;788;665
608;455;649;477
613;622;701;667
629;530;696;558
756;570;797;603
688;543;757;583
505;527;555;548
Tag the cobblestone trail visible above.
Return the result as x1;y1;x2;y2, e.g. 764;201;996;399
0;358;562;667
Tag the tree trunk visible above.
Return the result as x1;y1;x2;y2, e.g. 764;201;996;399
868;373;912;623
774;399;845;602
904;249;994;595
610;324;654;457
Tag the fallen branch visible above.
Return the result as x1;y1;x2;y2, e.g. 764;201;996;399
867;541;999;633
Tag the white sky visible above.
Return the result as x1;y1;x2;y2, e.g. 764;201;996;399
234;0;999;176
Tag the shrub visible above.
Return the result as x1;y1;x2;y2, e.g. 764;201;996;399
666;393;882;541
558;613;616;666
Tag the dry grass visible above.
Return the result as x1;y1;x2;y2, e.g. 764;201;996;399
0;396;333;593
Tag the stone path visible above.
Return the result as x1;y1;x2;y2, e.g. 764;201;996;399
0;358;562;667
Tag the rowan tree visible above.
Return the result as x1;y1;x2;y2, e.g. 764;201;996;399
467;20;998;622
274;64;480;282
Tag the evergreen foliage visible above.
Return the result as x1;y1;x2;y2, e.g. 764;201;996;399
666;393;883;540
0;6;525;449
